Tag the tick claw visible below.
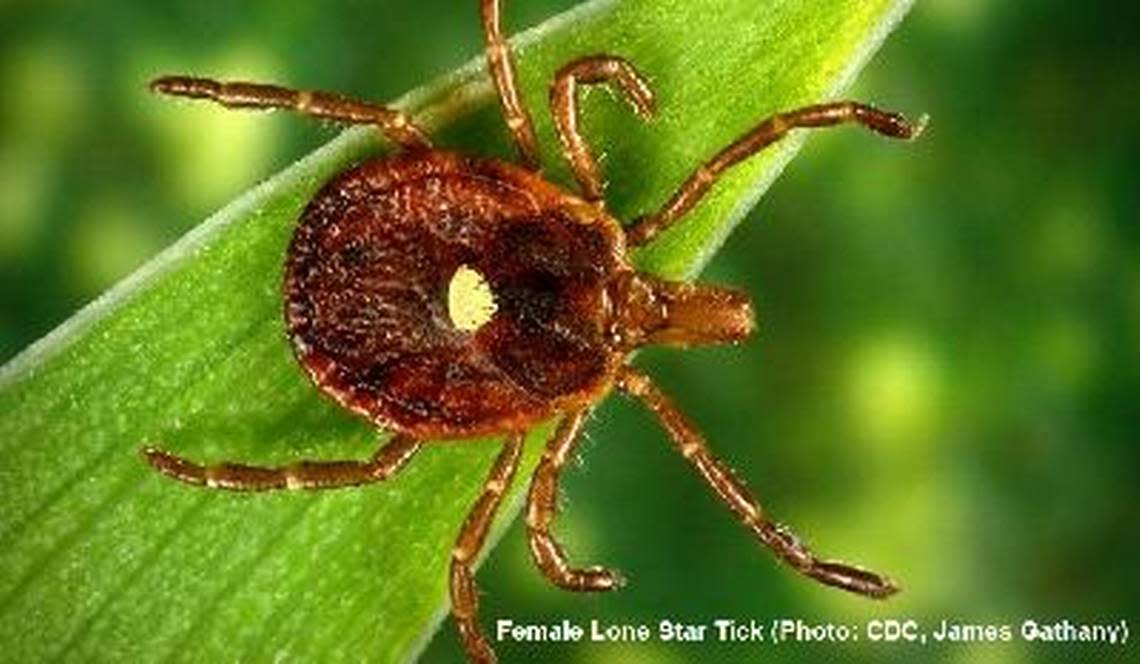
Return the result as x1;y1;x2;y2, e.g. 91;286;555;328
909;113;931;140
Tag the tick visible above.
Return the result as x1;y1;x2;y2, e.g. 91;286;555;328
142;1;925;662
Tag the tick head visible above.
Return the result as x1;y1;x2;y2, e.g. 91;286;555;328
613;272;756;349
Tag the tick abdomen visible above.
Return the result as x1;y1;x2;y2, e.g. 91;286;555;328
284;150;625;437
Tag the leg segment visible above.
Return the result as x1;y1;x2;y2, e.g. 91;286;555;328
149;76;431;149
450;432;524;664
526;410;624;591
626;101;927;246
480;0;541;169
141;435;421;492
550;55;656;201
616;366;898;598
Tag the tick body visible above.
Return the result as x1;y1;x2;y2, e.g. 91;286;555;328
143;1;926;662
284;150;627;438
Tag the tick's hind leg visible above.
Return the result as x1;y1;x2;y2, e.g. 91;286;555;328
141;435;421;492
616;366;898;598
626;101;926;246
550;56;656;201
149;76;431;149
450;432;524;664
527;410;624;591
481;0;541;169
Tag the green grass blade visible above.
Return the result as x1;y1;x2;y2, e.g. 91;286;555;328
0;0;915;661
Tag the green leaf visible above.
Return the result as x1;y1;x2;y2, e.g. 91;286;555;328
0;0;915;660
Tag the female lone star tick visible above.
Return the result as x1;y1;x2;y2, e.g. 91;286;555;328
142;1;926;662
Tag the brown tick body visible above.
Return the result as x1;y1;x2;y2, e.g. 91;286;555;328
143;1;926;662
284;150;629;438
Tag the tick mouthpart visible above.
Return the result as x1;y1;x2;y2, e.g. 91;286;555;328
624;274;756;349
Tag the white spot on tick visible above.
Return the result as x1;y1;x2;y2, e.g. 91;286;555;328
448;265;497;332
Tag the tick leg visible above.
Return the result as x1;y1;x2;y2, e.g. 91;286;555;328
550;56;656;201
626;101;927;246
140;435;421;492
480;0;541;169
526;410;624;591
616;366;899;598
450;432;524;664
149;76;431;150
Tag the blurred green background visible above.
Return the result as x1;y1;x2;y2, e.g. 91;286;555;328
2;0;1137;662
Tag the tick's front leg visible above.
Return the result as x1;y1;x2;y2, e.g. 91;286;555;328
626;101;925;247
616;366;899;598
